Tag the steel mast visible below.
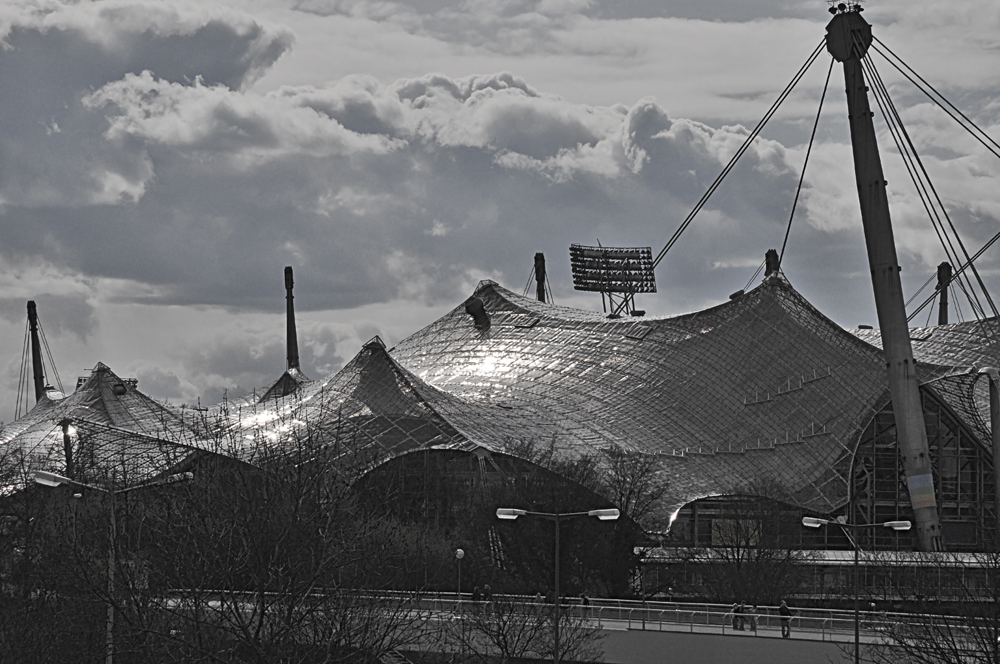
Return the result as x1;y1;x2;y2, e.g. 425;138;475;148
285;266;300;371
826;5;943;551
27;300;46;402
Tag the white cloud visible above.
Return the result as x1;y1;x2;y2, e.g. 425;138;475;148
0;0;998;422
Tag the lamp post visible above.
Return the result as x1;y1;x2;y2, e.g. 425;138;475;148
802;515;911;664
34;469;193;664
455;548;464;614
496;507;619;664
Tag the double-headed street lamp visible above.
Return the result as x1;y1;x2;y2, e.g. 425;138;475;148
802;515;911;664
496;508;619;664
34;469;193;664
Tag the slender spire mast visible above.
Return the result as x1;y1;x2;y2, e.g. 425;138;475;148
936;262;951;326
827;5;943;551
285;266;300;371
534;253;547;303
27;301;45;402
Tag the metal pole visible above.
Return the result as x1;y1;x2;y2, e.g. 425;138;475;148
107;490;116;664
27;301;46;403
849;456;860;664
60;419;75;480
826;8;942;551
285;266;300;371
991;375;1000;539
937;262;951;326
554;514;560;664
535;253;547;303
854;530;860;664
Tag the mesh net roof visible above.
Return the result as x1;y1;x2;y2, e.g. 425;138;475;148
0;417;208;494
853;318;1000;369
194;337;567;477
389;277;1000;521
4;362;191;436
4;280;998;527
853;316;1000;453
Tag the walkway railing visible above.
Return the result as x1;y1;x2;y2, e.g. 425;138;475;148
418;593;917;644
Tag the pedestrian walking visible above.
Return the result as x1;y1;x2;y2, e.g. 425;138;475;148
737;602;746;631
581;593;591;619
779;600;794;638
731;603;740;631
749;604;758;634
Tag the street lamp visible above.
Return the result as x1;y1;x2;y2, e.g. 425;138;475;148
34;469;194;664
802;515;911;663
455;548;465;614
496;508;620;664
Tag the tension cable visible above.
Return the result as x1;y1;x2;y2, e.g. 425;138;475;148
859;39;999;323
779;56;835;268
872;37;1000;162
651;37;827;270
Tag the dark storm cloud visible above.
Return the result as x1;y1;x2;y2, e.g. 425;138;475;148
9;35;794;317
166;318;349;404
3;0;997;331
0;294;96;340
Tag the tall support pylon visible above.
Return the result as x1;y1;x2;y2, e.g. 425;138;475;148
27;300;45;403
285;266;300;371
827;7;943;551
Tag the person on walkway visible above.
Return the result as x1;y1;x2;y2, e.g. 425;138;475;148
472;585;481;613
749;604;759;634
731;603;740;631
581;593;591;619
737;602;747;631
779;600;794;638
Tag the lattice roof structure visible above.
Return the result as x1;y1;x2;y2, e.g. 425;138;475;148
198;336;569;476
4;278;997;532
853;318;1000;450
388;277;1000;527
0;363;204;488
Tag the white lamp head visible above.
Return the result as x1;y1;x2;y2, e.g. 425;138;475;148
34;471;70;487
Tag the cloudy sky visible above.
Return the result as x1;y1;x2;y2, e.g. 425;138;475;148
1;0;998;420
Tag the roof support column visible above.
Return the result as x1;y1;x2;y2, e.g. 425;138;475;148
27;301;45;403
534;253;547;303
285;266;300;371
827;9;942;551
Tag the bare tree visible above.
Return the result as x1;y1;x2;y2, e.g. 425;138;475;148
3;412;451;664
444;594;604;664
695;476;810;605
598;447;669;530
857;550;1000;664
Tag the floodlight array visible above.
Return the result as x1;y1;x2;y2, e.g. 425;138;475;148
569;244;656;294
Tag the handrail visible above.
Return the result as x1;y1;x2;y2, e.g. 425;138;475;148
160;588;985;642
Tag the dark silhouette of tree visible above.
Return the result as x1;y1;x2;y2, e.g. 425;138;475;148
691;476;810;605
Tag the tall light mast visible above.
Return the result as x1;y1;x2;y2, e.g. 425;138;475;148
827;5;942;551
